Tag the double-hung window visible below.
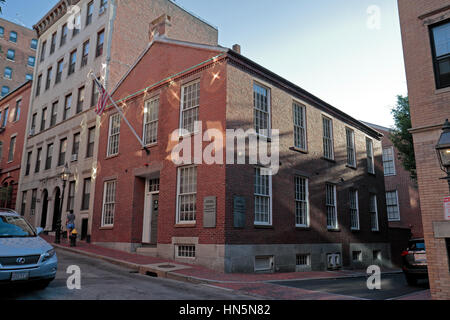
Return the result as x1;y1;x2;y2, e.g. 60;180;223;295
45;143;53;170
323;116;334;160
56;59;63;84
67;181;75;211
107;113;120;156
7;49;15;61
431;21;450;89
81;178;91;211
63;94;72;120
99;0;108;15
86;2;94;26
295;176;309;227
60;24;68;47
72;133;80;160
366;138;375;174
293;102;307;150
77;86;85;114
8;136;16;162
176;166;197;224
102;180;116;227
46;67;52;90
40;108;47;131
369;194;379;231
254;83;271;137
50;101;58;127
180;81;200;134
35;148;42;173
13;100;21;122
96;30;105;57
144;97;159;145
86;127;95;158
383;147;396;176
349;189;360;230
81;41;89;68
68;50;76;75
326;183;338;230
346;128;356;167
50;33;57;54
4;67;12;80
25;152;32;176
386;191;400;221
254;167;272;225
40;41;47;62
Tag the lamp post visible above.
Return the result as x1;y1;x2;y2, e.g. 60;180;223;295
436;119;450;193
55;163;71;244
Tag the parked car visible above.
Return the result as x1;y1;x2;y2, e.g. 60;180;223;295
401;238;428;286
0;209;57;288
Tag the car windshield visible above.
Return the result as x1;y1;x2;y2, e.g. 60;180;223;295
0;215;36;238
410;241;426;251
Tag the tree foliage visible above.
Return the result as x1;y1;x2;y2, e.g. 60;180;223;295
390;95;417;182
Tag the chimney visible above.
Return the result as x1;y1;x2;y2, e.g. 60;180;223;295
232;44;241;54
149;14;172;42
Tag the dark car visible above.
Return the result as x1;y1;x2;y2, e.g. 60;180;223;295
401;238;428;286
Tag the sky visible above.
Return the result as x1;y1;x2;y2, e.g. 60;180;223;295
1;0;407;128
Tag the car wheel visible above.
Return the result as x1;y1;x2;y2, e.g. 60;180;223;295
405;274;417;286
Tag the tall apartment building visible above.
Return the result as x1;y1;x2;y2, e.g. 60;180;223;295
398;0;450;300
0;81;32;210
0;18;37;97
16;0;218;240
92;30;391;273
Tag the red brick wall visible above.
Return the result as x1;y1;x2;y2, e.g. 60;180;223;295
398;0;450;300
0;82;32;210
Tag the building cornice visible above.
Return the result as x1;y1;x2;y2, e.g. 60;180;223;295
33;0;81;37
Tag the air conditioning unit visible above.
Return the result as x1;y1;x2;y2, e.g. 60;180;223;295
71;154;78;162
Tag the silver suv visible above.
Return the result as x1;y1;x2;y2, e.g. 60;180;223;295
0;209;57;288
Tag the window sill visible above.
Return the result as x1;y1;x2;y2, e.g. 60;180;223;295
99;226;113;230
435;86;450;95
254;224;274;229
351;229;360;233
105;154;119;160
367;172;376;177
296;226;311;231
175;223;196;228
290;147;308;154
327;228;341;233
346;165;357;170
321;157;336;163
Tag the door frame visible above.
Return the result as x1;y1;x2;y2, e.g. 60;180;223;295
142;179;159;244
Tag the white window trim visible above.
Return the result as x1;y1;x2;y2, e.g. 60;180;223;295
386;190;401;222
143;96;159;146
350;189;360;231
346;128;356;168
101;180;116;227
254;167;273;226
175;166;197;225
253;82;272;139
322;116;335;160
383;146;397;176
366;138;375;174
107;113;120;157
295;176;309;228
175;245;196;259
179;80;200;137
293;101;307;151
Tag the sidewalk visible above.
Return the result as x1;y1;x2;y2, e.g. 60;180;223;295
42;235;429;300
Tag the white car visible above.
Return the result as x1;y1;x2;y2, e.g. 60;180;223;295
0;209;57;288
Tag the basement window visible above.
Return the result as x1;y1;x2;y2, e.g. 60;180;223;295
373;250;382;261
352;251;362;262
296;254;311;267
176;245;196;259
254;256;274;272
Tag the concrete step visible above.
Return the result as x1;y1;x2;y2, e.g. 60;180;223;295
136;247;158;257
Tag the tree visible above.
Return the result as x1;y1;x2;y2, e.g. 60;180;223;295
390;95;417;182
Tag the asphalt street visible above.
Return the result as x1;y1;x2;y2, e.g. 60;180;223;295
0;249;255;300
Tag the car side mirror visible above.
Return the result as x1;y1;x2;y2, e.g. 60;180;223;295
36;227;44;235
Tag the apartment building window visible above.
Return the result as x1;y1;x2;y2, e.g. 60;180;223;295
8;136;16;162
28;56;36;67
25;151;32;176
386;191;400;221
352;251;362;262
26;74;33;81
35;148;42;173
60;24;68;47
72;14;81;37
81;178;91;211
91;78;100;106
369;194;379;231
293;102;307;150
67;181;75;211
0;27;4;37
30;113;37;134
86;127;95;158
40;41;46;62
176;245;196;259
45;144;53;170
40;107;47;131
68;50;76;75
9;31;17;43
99;0;108;15
50;101;58;127
72;133;80;161
176;166;197;224
366;138;375;174
254;167;272;226
45;67;52;91
2;108;8;127
58;138;67;167
296;254;311;267
180;81;200;134
346;128;356;168
4;67;12;80
96;30;105;57
77;86;85;113
253;83;271;137
431;21;450;89
86;1;94;26
31;189;37;216
144;97;159;145
349;189;360;231
102;180;116;226
13;100;21;122
382;147;396;176
81;41;89;68
7;49;15;61
323;117;334;160
1;86;9;97
326;183;338;230
107;113;120;156
31;39;38;50
50;32;57;54
295;176;309;227
56;59;63;84
20;192;26;216
36;74;42;96
63;94;72;120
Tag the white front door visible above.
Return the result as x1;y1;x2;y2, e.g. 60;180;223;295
142;179;160;244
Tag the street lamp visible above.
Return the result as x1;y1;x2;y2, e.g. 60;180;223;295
55;163;71;244
436;119;450;192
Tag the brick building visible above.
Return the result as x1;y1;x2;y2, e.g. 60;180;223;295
16;0;218;240
0;81;32;211
398;0;450;300
92;30;391;273
0;18;37;97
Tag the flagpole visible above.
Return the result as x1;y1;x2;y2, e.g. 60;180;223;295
88;71;150;155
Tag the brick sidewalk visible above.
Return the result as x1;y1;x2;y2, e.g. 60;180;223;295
42;235;429;300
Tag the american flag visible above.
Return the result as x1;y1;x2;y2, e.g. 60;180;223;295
93;77;108;116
